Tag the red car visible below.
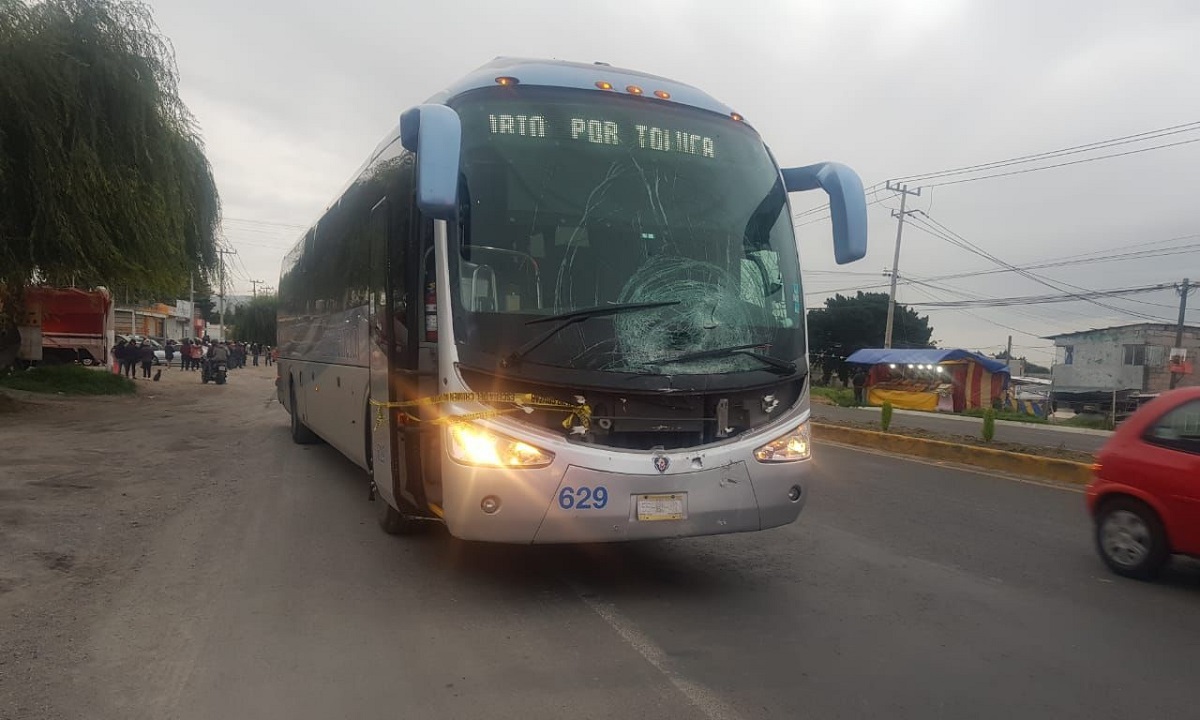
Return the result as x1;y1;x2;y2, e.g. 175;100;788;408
1087;387;1200;579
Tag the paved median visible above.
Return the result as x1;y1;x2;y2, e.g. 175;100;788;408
814;423;1094;485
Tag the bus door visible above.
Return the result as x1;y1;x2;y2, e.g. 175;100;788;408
367;197;423;513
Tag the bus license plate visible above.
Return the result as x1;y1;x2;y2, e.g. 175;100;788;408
636;493;686;521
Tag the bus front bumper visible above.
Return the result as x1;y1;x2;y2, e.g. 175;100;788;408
441;458;809;544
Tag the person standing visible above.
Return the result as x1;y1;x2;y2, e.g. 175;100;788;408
120;339;137;378
251;342;261;366
112;339;127;375
264;345;273;366
851;367;868;407
138;341;154;379
190;340;203;371
165;340;175;370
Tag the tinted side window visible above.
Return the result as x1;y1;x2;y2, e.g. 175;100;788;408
1145;400;1200;455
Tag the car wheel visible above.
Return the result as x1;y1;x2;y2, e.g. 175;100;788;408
289;383;320;445
1095;497;1170;580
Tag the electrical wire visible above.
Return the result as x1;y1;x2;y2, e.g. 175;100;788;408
889;121;1200;184
917;137;1200;188
910;212;1176;322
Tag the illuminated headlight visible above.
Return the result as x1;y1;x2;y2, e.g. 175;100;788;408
446;423;554;468
753;421;812;462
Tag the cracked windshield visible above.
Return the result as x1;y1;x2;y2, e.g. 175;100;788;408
452;87;801;376
3;0;1200;719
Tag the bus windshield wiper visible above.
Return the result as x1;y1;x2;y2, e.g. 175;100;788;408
646;343;798;375
500;301;680;368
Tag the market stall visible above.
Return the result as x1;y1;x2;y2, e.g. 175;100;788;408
845;348;1010;412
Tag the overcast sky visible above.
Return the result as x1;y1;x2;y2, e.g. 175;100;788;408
147;0;1200;363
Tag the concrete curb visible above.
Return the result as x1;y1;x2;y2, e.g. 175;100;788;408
813;423;1094;485
818;405;1114;437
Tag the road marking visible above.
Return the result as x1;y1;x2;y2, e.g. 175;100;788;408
567;581;744;720
816;440;1086;494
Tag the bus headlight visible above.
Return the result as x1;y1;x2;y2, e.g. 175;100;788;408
447;423;554;468
753;421;811;462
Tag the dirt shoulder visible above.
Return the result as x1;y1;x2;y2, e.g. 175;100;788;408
0;362;281;719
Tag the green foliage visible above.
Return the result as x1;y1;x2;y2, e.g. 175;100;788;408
0;364;135;395
963;407;1046;424
228;295;278;345
807;292;935;384
0;0;220;300
1063;414;1113;431
880;401;893;432
981;408;996;442
811;385;856;407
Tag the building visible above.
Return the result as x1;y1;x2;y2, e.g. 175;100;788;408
114;300;198;340
1046;323;1200;398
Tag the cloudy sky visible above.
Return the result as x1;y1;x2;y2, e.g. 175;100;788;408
147;0;1200;364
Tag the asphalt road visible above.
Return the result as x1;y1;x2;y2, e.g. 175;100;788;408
6;368;1199;720
813;403;1111;453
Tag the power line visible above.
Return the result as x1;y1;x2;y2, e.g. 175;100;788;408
910;212;1175;322
903;282;1045;339
917;137;1200;189
223;216;308;230
904;283;1173;308
889;121;1200;184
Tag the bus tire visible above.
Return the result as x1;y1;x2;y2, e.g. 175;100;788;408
289;382;320;445
376;495;425;535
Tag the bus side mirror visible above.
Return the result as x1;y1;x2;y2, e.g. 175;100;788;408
780;162;868;265
400;104;462;220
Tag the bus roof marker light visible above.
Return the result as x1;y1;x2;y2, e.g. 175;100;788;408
495;76;519;86
654;90;670;99
731;112;744;122
625;85;644;95
595;80;614;90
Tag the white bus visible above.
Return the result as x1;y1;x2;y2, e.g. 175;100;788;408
277;58;867;543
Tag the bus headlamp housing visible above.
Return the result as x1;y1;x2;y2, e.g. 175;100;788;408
447;423;554;468
753;421;811;462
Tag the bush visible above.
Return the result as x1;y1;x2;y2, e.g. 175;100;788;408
811;386;856;407
881;401;893;432
0;364;135;395
982;408;996;442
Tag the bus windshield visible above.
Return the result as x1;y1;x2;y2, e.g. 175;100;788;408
448;86;804;379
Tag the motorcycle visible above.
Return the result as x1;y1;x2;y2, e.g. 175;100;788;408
201;359;228;385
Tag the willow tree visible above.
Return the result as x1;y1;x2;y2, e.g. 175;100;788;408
0;0;220;307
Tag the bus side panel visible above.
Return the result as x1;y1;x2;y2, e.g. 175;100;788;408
303;361;371;469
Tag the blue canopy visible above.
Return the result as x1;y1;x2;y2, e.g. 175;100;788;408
845;348;1010;375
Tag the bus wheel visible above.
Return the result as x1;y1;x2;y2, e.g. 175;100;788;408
376;495;425;535
289;383;320;445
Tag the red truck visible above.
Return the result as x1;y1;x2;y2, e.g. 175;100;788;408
18;286;115;366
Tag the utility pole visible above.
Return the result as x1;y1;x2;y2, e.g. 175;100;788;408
250;279;265;298
189;272;195;339
883;182;922;349
216;248;237;342
1169;277;1195;389
1005;335;1013;371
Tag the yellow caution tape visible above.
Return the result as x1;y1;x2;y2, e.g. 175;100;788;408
368;392;591;432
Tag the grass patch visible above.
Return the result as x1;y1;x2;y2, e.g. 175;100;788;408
962;408;1047;424
811;385;857;407
0;364;136;395
1061;414;1112;430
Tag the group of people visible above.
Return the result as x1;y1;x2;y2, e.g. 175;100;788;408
111;336;278;379
111;338;157;379
173;338;275;371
